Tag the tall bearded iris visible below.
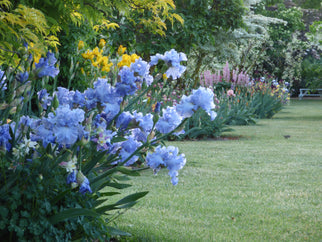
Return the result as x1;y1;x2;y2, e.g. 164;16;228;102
35;52;59;78
130;58;153;86
34;105;85;146
0;124;12;151
150;49;187;80
116;67;137;96
176;87;217;121
146;145;186;185
155;107;182;134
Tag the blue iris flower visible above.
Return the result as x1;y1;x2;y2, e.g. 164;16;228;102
33;105;85;146
35;52;59;78
94;78;122;103
67;170;77;184
55;87;73;106
155;107;182;134
67;170;92;194
176;87;217;121
146;145;186;185
130;58;150;77
175;95;196;118
73;90;86;107
131;128;148;142
150;49;187;80
119;136;141;166
79;176;92;194
134;112;154;132
84;88;97;110
190;87;217;120
16;72;29;83
116;67;137;96
0;124;12;151
116;111;134;130
37;89;53;109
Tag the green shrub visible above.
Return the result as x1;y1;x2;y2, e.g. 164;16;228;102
302;56;322;90
217;88;257;125
249;81;286;119
179;108;231;140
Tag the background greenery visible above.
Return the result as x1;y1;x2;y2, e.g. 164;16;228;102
1;0;320;95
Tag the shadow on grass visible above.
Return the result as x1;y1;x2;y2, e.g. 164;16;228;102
274;115;322;121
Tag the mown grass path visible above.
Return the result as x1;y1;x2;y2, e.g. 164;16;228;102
115;99;322;241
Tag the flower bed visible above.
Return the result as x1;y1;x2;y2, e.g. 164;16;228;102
0;46;216;240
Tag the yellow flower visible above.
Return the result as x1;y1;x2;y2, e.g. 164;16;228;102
33;53;41;64
96;55;103;64
102;62;113;72
101;56;109;65
118;45;127;55
98;39;106;49
162;73;167;81
117;53;140;67
92;47;101;56
92;60;99;67
82;50;94;60
78;40;85;50
130;53;140;62
100;56;113;72
117;54;132;67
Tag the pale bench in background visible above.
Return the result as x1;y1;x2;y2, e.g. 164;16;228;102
298;88;322;100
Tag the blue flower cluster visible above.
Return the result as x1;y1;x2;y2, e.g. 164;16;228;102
0;124;11;151
31;105;85;147
35;52;60;78
176;87;217;120
67;170;92;195
116;58;154;96
146;145;186;185
155;86;217;135
16;72;29;83
0;49;217;190
155;106;183;134
150;49;187;80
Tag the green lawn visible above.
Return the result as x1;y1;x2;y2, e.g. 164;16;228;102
111;99;322;241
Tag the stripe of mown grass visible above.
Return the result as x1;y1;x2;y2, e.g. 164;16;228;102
111;99;322;241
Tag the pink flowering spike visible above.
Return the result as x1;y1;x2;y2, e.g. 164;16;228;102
223;61;230;82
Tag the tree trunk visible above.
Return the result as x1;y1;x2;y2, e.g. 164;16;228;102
192;52;206;89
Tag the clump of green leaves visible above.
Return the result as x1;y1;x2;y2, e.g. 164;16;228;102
0;143;147;241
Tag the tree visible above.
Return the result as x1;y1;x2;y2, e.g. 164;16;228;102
253;2;306;82
139;0;246;87
1;0;184;89
0;0;59;66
